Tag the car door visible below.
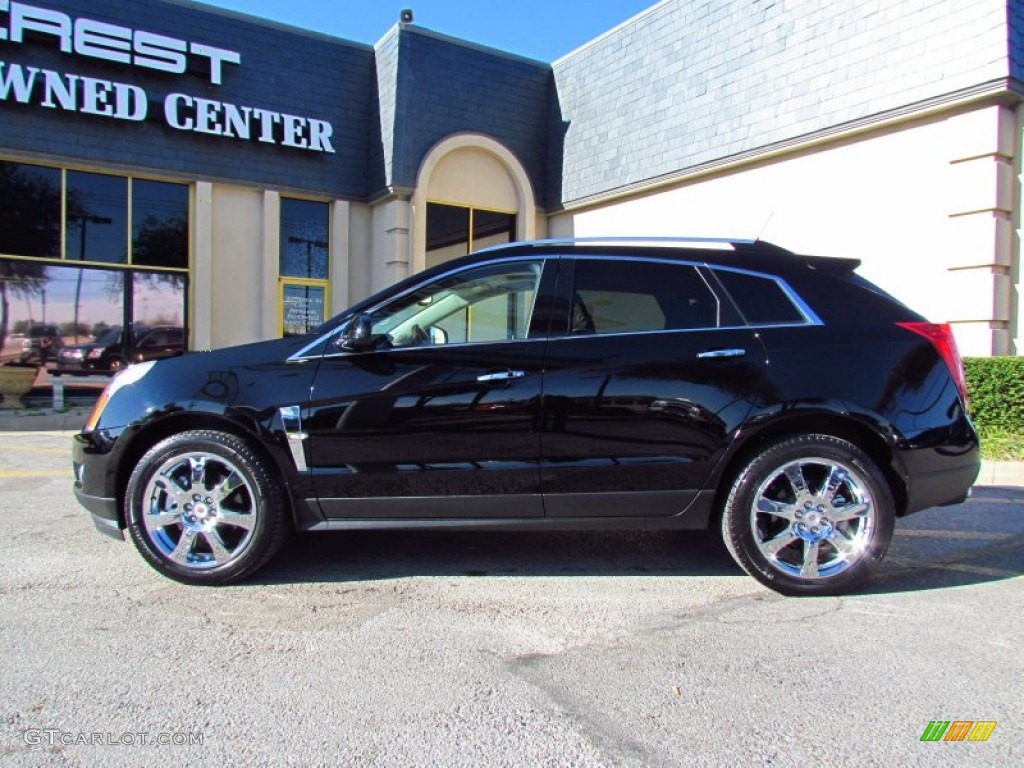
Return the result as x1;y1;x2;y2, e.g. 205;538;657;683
540;256;768;518
306;257;556;519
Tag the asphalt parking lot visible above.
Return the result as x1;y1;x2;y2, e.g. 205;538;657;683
0;431;1021;767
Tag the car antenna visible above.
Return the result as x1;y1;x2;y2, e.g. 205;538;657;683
755;211;775;243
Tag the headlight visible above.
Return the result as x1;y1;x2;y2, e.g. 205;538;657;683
84;360;157;432
87;348;104;359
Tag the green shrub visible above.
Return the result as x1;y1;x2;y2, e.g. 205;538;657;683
964;356;1024;432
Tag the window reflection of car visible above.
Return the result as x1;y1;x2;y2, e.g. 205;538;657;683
55;326;184;376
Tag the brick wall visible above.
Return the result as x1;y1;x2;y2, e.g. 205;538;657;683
379;27;552;205
551;0;1012;206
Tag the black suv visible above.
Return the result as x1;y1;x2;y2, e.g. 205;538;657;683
55;325;185;375
72;239;980;595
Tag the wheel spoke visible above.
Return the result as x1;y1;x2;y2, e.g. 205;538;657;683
217;509;256;531
154;476;190;511
203;529;232;562
784;463;808;494
170;528;199;565
756;497;797;521
799;540;821;579
817;465;844;503
212;470;245;505
145;509;181;530
830;501;870;522
827;528;859;558
761;529;799;558
188;456;207;491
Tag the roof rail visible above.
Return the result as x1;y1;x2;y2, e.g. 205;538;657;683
474;236;788;254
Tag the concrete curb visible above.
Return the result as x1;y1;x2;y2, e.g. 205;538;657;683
0;408;91;432
976;460;1024;488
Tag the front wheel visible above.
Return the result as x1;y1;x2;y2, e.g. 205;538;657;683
721;435;894;596
125;430;289;585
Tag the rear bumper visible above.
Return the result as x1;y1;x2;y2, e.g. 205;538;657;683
903;453;980;515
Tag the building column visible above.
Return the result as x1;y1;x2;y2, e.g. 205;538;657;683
331;200;351;312
260;190;280;340
945;106;1015;356
372;197;412;293
192;181;214;351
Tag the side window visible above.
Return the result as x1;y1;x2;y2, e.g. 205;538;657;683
371;260;544;348
713;269;806;326
571;259;719;335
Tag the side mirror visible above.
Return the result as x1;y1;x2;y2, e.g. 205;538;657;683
338;314;377;351
429;326;448;345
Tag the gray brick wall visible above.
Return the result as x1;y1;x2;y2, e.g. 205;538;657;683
551;0;1011;206
378;28;552;205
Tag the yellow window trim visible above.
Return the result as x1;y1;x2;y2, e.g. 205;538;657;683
278;277;330;337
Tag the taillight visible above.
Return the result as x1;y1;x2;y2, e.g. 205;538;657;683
896;322;969;408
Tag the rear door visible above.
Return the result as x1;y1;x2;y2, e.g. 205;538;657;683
540;256;767;518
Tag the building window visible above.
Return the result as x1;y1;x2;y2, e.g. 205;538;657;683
279;197;329;336
66;171;127;264
0;162;61;259
0;160;190;369
132;180;189;270
425;202;516;269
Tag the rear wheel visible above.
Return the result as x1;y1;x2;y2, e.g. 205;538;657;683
721;434;894;596
125;430;288;585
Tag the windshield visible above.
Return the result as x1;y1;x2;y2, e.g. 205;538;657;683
94;327;123;346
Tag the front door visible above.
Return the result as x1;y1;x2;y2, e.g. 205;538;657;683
306;258;554;519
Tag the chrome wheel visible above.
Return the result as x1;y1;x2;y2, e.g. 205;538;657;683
750;457;874;580
721;434;894;596
140;451;258;571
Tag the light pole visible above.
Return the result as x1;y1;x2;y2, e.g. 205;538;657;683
69;213;113;342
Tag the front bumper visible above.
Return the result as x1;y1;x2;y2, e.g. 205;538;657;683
73;487;124;540
72;431;125;541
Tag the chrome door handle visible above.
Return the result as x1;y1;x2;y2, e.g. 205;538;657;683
696;348;746;359
477;370;526;382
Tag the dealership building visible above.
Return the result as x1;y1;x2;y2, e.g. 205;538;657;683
0;0;1022;357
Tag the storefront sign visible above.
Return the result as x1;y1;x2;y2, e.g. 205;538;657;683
0;1;335;153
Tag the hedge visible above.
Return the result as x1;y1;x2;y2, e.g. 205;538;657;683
964;356;1024;432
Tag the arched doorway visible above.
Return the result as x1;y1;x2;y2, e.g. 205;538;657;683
412;134;538;273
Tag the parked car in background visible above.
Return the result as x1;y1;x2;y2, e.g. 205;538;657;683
19;323;63;365
71;238;980;595
56;326;185;376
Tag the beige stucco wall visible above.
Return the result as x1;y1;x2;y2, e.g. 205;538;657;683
209;185;263;348
548;104;1018;357
194;185;358;348
427;148;519;210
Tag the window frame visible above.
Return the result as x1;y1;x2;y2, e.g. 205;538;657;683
425;201;517;268
278;196;331;337
0;158;191;360
553;255;823;340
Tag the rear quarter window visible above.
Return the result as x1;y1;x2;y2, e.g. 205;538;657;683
713;269;806;326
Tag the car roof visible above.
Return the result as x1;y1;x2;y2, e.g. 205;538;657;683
467;238;862;275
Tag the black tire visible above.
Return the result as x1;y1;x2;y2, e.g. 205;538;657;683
721;434;894;597
125;430;289;585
